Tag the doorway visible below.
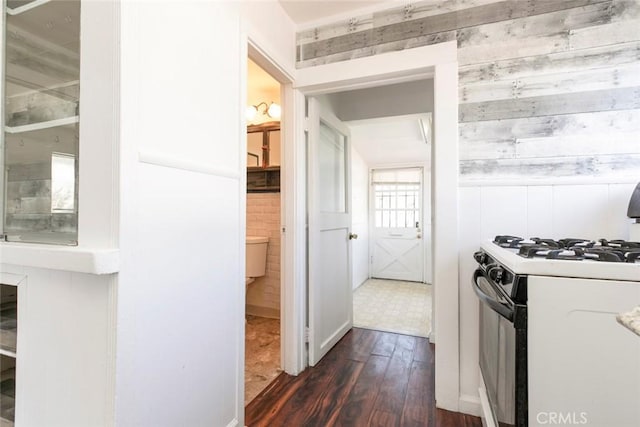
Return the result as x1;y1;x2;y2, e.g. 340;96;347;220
369;166;426;282
357;162;433;338
244;57;283;404
305;80;435;359
292;42;460;411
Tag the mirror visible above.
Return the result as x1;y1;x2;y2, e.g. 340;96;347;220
247;123;280;168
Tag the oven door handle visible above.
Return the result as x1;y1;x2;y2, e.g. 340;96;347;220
473;269;515;321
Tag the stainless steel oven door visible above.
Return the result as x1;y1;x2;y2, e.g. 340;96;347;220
475;268;516;427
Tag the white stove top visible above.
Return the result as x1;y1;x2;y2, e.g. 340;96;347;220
481;240;640;282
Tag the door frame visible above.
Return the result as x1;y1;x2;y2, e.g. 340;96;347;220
368;164;427;284
291;41;460;412
242;30;306;388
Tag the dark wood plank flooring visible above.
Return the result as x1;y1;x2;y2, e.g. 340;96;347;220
246;328;482;427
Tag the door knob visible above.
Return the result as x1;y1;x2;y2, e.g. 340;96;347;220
349;233;358;240
417;234;422;239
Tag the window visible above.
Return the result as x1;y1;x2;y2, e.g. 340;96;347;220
372;168;421;228
51;153;76;213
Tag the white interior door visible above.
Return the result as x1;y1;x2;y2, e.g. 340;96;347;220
307;97;353;366
370;168;424;282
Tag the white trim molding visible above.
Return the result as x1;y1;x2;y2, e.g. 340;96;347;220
459;394;482;417
294;41;457;94
0;272;26;286
138;150;240;180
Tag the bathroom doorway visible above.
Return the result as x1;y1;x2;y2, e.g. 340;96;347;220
244;57;283;404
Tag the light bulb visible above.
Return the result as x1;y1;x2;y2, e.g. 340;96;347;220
245;105;257;121
267;103;281;119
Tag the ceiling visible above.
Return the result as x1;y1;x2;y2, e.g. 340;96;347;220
348;115;431;166
279;0;394;25
247;58;280;105
247;58;281;124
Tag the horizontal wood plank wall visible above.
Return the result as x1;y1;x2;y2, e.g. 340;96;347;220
296;0;640;180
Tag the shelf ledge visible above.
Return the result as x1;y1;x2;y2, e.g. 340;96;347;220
6;0;51;15
0;272;25;286
0;243;119;275
4;116;79;134
0;348;16;359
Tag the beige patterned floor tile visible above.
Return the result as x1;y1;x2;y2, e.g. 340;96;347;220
353;279;432;337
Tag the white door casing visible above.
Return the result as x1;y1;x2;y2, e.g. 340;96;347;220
370;167;424;282
307;97;353;366
294;41;460;412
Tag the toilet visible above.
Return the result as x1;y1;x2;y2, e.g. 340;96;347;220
246;236;269;286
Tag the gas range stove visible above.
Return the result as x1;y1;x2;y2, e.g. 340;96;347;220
479;235;640;282
474;234;640;427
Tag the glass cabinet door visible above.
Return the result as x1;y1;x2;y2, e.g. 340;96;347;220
2;0;80;245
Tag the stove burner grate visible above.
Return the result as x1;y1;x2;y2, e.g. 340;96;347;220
493;235;523;248
627;252;640;263
496;235;640;263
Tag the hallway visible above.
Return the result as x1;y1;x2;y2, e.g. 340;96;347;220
245;328;481;426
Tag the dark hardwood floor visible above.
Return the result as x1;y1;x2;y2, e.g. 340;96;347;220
245;328;482;427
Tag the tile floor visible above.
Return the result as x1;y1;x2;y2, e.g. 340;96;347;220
244;315;281;404
353;278;432;337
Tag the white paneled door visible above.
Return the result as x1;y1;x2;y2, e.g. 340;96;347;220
371;168;424;282
307;97;353;366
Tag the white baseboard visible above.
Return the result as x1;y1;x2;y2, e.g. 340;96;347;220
459;394;482;417
225;418;238;427
246;304;280;319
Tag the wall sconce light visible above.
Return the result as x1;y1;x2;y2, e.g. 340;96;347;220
246;101;281;121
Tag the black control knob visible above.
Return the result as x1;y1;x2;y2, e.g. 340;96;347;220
488;266;504;283
473;251;487;264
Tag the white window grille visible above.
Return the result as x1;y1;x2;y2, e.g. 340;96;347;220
372;168;421;228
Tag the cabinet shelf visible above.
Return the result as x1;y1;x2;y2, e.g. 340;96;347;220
247;166;280;193
0;299;16;358
4;115;79;134
0;350;15;360
6;0;50;16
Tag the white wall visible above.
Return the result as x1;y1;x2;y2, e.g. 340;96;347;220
117;2;295;427
351;145;369;289
239;1;297;75
457;182;637;409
